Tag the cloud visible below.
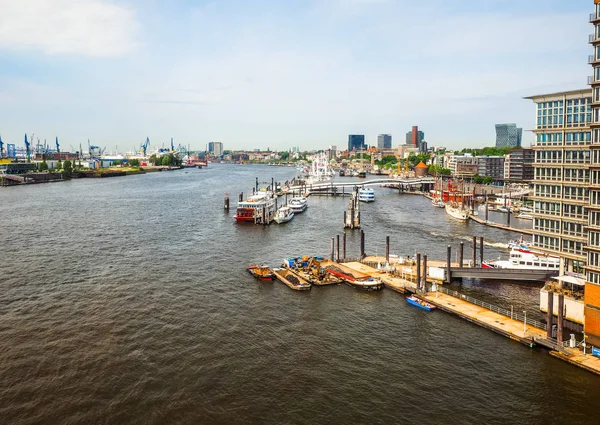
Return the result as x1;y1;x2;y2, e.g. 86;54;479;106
0;0;139;57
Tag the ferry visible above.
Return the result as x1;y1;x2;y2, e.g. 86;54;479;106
482;249;560;270
445;203;468;220
274;206;294;224
288;196;308;213
358;188;375;202
234;191;277;224
406;296;436;311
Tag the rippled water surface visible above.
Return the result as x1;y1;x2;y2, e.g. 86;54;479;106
1;164;599;424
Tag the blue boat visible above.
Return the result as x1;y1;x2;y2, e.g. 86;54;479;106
406;296;436;311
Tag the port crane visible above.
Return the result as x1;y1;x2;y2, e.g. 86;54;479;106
55;137;60;153
24;133;31;161
170;137;175;153
141;137;150;156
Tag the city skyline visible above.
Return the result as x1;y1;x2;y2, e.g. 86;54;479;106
0;0;591;151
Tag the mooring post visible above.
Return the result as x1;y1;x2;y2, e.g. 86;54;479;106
507;209;511;227
224;193;229;211
416;252;421;288
446;245;452;284
472;236;477;267
557;294;565;343
272;177;274;193
256;177;259;193
485;198;489;222
344;210;347;227
385;236;390;264
547;289;554;339
357;211;361;228
343;232;347;261
336;234;340;262
360;230;365;259
331;237;335;261
459;242;464;267
423;254;428;292
479;236;484;266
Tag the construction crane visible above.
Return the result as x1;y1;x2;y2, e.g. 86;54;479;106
170;137;175;153
24;133;31;161
141;137;150;157
55;137;60;153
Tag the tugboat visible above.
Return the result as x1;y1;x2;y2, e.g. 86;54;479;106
247;265;274;281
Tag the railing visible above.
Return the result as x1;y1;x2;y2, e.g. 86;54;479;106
591;13;599;22
589;55;597;64
589;75;595;84
437;286;547;331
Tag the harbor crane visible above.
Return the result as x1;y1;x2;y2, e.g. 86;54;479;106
141;137;150;156
24;133;31;161
170;137;175;153
55;137;60;153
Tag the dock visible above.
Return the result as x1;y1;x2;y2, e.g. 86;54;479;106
469;214;535;236
321;261;383;291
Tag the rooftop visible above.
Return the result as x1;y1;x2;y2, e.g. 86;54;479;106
523;88;591;101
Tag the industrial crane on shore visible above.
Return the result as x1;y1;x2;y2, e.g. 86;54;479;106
141;137;150;156
24;133;31;161
55;137;60;154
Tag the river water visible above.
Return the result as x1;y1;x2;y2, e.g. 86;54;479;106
1;164;598;425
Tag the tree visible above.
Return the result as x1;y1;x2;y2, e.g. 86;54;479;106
63;160;73;177
483;176;494;185
113;159;122;166
473;174;484;184
56;159;63;170
162;155;171;166
39;161;49;171
129;159;140;167
279;151;290;161
428;164;451;175
149;154;158;165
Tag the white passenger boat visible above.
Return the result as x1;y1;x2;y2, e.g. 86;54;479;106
358;188;375;202
483;249;560;270
288;196;308;213
445;203;468;220
516;213;533;220
234;191;277;224
274;205;294;224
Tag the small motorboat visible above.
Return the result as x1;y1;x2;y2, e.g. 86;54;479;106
517;213;533;220
274;205;294;224
357;171;367;178
406;296;436;311
431;199;445;208
247;265;274;281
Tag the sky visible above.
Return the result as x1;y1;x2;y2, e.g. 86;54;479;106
0;0;594;152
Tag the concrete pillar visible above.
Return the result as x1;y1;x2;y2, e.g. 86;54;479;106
547;290;554;339
459;242;464;267
557;294;565;343
472;236;477;267
416;252;421;288
343;233;347;261
386;236;390;264
446;245;452;284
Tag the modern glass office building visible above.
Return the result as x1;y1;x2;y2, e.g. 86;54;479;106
377;134;392;149
348;135;366;151
495;123;523;148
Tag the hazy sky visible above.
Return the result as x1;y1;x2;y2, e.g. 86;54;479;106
0;0;592;152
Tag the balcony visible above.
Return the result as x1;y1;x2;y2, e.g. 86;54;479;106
591;33;600;43
590;76;596;85
591;13;600;23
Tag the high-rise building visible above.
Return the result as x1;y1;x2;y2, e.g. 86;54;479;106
377;134;392;149
405;126;424;147
586;3;600;347
208;142;214;154
477;156;505;180
213;142;223;157
348;135;366;151
495;123;523;148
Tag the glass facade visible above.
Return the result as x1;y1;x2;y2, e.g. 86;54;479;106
348;135;366;151
495;123;522;148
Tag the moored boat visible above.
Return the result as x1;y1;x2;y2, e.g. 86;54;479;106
357;171;367;178
358;188;375;202
234;191;277;224
274;205;294;224
247;265;274;281
516;213;533;220
482;249;560;271
445;203;468;220
288;196;308;213
432;199;445;208
406;296;436;311
272;268;311;291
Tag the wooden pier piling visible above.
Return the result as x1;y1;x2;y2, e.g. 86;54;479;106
416;252;421;290
385;236;390;264
547;290;554;339
446;245;452;284
331;237;335;261
336;234;340;262
507;209;511;227
423;254;428;291
472;236;477;267
224;193;230;211
342;233;347;261
479;237;484;266
459;242;464;267
360;230;365;260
